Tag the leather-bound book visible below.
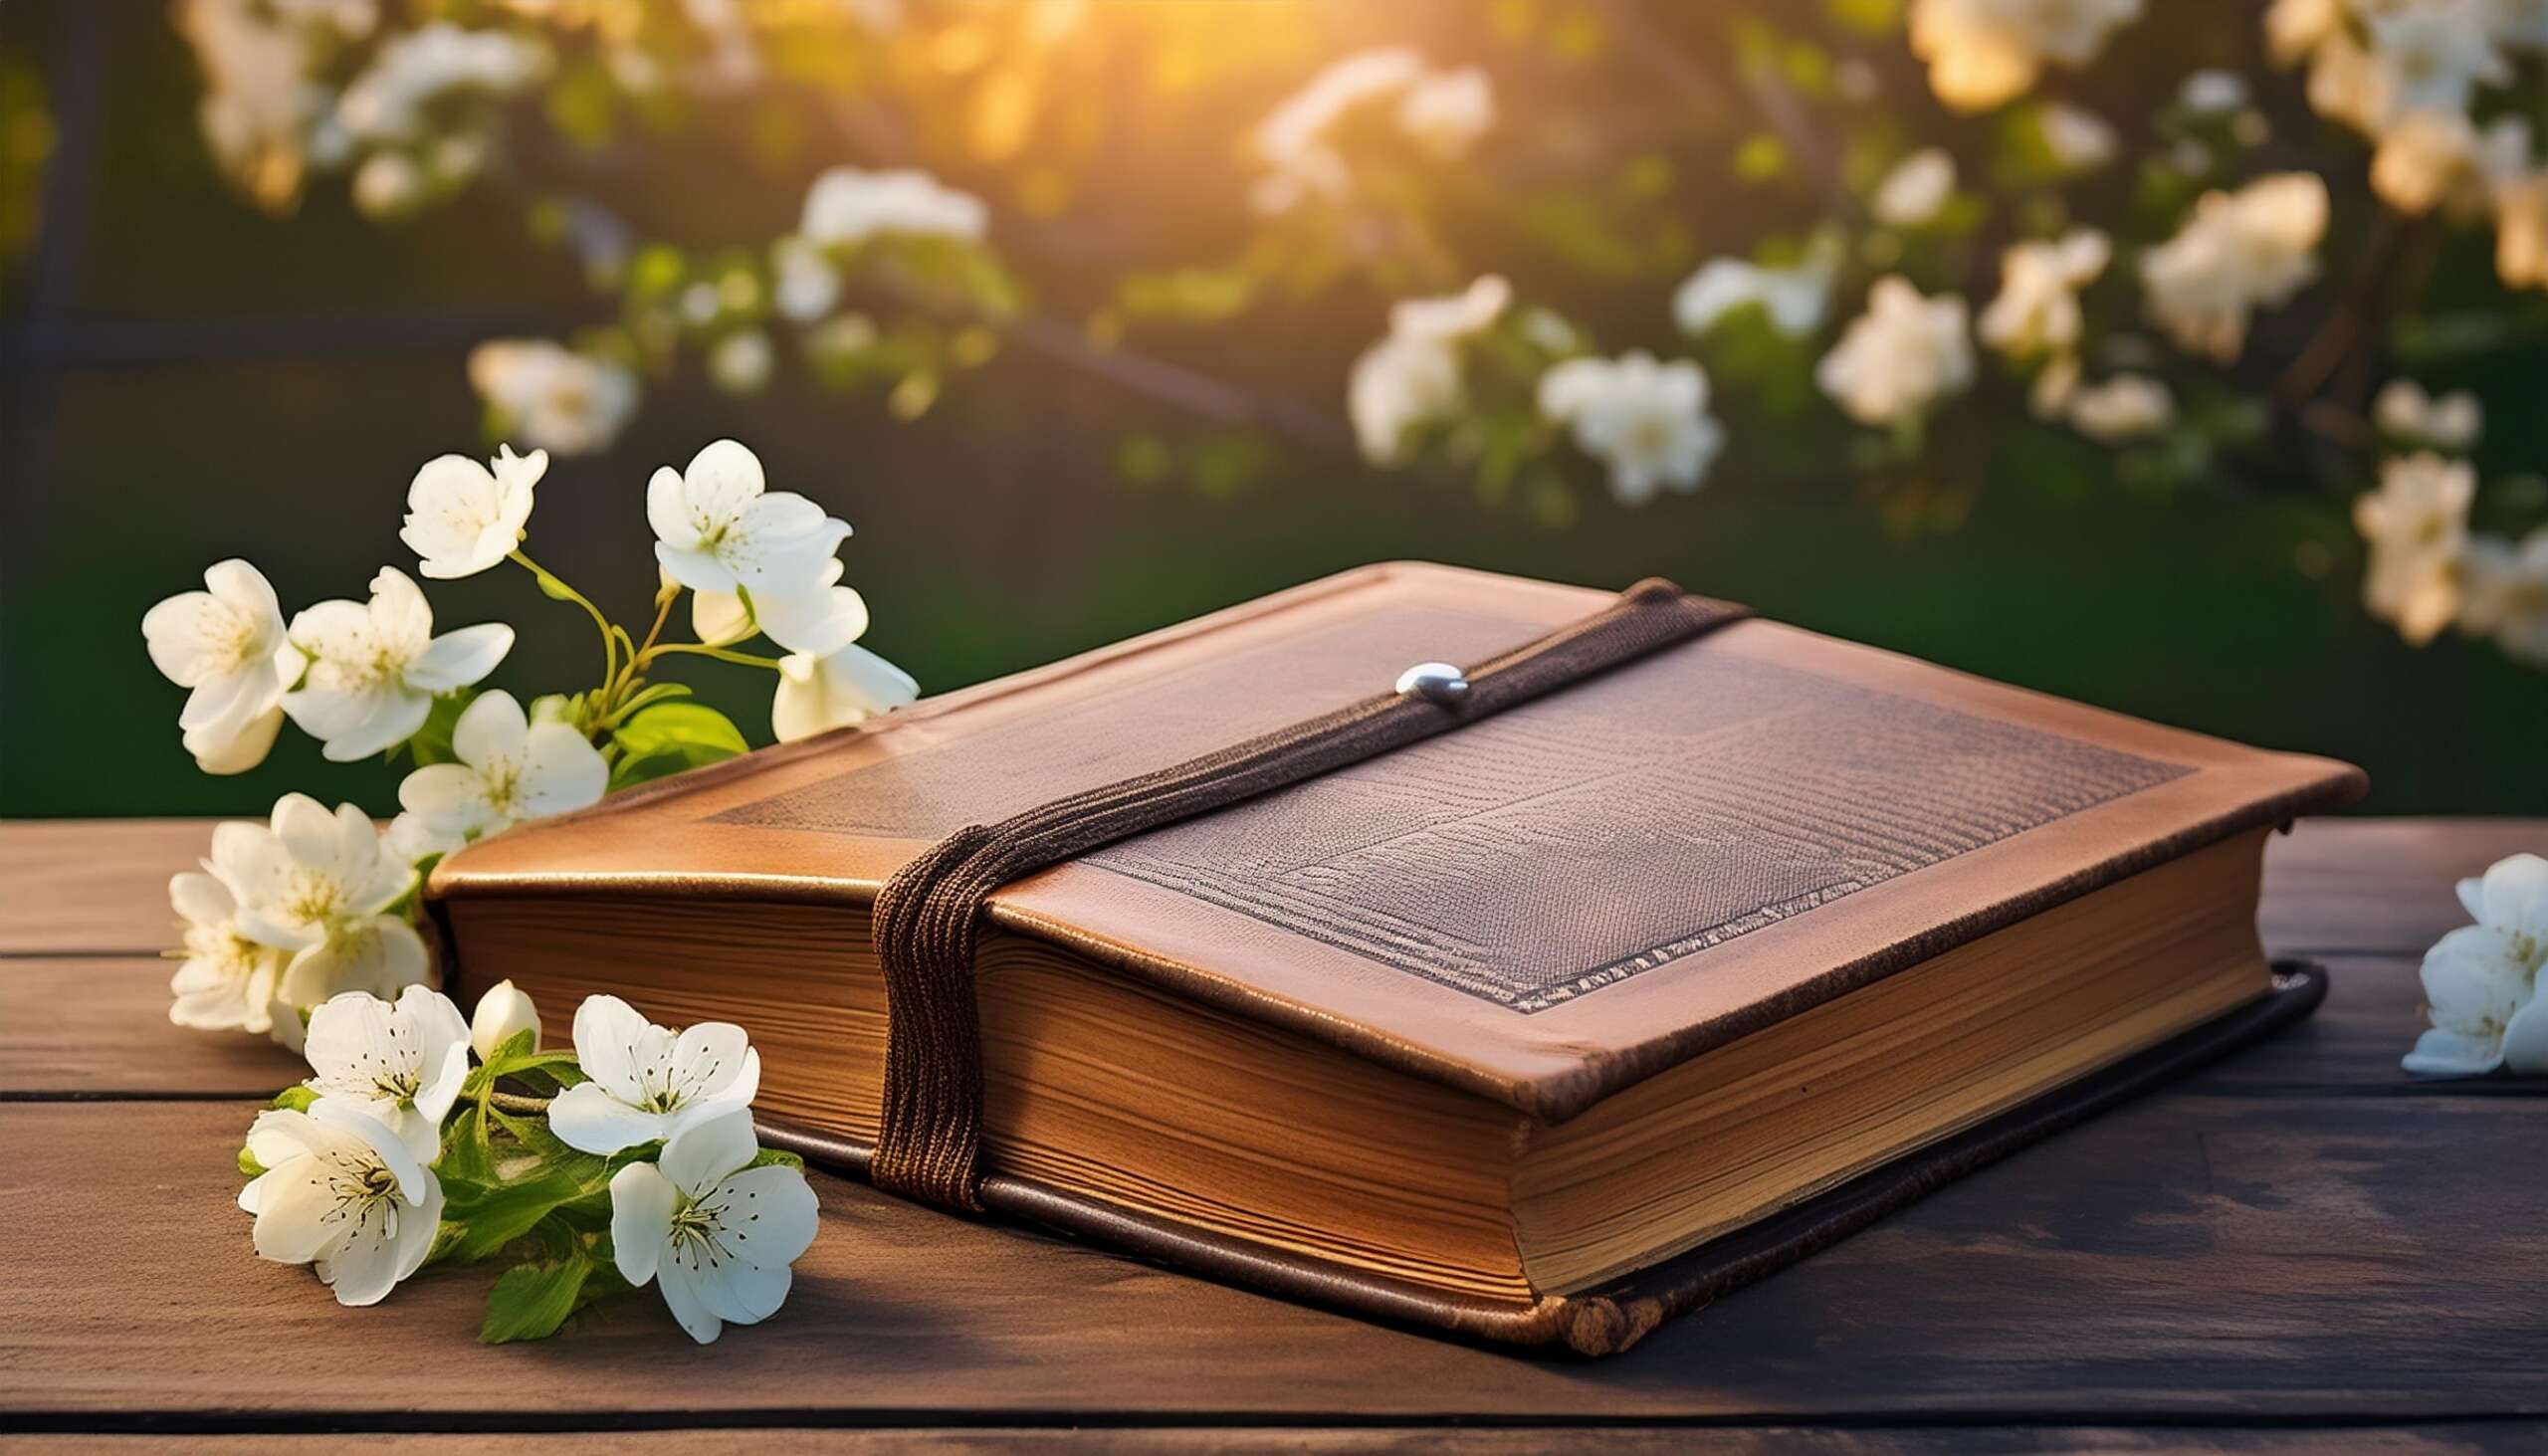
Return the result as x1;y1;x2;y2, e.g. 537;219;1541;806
426;562;2364;1353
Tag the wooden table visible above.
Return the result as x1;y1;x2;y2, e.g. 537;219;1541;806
3;818;2542;1452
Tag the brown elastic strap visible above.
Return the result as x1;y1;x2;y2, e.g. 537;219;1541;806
867;578;1753;1210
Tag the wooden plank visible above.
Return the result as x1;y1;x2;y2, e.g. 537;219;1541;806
0;957;304;1095
11;1426;2540;1451
9;816;2536;959
3;1095;2540;1422
0;819;206;954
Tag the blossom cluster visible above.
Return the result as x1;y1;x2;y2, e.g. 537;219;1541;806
2352;385;2548;663
2403;852;2548;1077
239;980;820;1343
147;437;916;1043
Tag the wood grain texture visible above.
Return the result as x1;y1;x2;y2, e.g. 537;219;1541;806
4;1092;2541;1422
0;957;303;1094
13;1427;2544;1453
3;816;2541;1443
0;819;207;954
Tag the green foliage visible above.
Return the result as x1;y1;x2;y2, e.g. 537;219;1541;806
608;702;748;790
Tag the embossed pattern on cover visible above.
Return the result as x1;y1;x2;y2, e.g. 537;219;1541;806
725;604;2192;1014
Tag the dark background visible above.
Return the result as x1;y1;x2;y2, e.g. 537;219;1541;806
2;1;2539;819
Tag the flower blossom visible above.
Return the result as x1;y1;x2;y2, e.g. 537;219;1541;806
1536;352;1725;506
2373;380;2483;452
143;558;306;776
467;340;640;457
214;793;429;1014
1674;239;1839;338
2137;172;2328;362
2064;374;2175;443
400;445;544;579
1978;228;2110;359
647;439;851;598
301;986;472;1160
1871;148;1957;229
692;557;872;659
2354;452;2475;646
2403;852;2548;1077
470;979;540;1062
1345;275;1509;466
168;867;288;1034
2037;102;2119;172
1909;0;2145;112
609;1111;820;1344
772;643;920;743
2459;528;2548;665
1815;277;1975;428
283;566;513;760
1250;49;1492;212
2371;110;2528;219
396;691;607;842
545;994;762;1154
239;1102;444;1306
334;23;546;144
799;166;986;247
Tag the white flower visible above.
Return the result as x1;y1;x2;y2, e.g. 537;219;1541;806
350;151;424;219
2372;111;2528;218
238;1102;443;1307
1536;352;1724;506
2267;0;2346;65
1342;277;1508;466
2493;169;2548;289
467;340;639;457
1396;67;1493;157
2458;529;2548;664
2363;1;2508;118
799;166;986;247
2138;172;2328;361
546;994;763;1154
1815;277;1976;428
1253;47;1424;211
395;691;606;841
708;331;775;395
691;557;871;658
1872;147;1957;228
301;986;471;1161
144;559;306;777
282;566;512;760
2038;102;2119;171
174;0;322;209
771;643;920;743
382;811;464;867
608;1111;820;1344
470;979;540;1062
2179;69;2250;113
770;235;840;322
2354;452;2475;646
213;793;429;1010
2065;373;2174;442
647;439;851;597
399;445;544;579
335;23;545;143
2306;32;2396;134
1978;228;2110;358
2373;379;2483;451
2403;853;2548;1076
168;868;287;1033
1674;245;1837;338
1909;0;2144;111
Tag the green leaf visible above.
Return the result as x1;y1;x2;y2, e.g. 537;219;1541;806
608;703;748;790
480;1254;595;1344
747;1146;805;1171
440;1150;615;1263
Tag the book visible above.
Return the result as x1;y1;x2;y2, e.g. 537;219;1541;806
426;562;2365;1353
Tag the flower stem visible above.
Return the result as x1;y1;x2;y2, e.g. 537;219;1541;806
488;1091;553;1115
643;641;786;671
510;549;618;687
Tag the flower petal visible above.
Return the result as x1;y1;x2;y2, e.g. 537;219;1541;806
2402;1026;2505;1077
755;584;869;658
318;1196;409;1307
251;1154;354;1266
653;541;737;595
709;1255;793;1325
570;994;658;1103
646;466;700;549
170;870;236;928
304;990;405;1092
314;1098;431;1205
547;1081;667;1154
408;624;516;692
681;438;768;522
655;1253;727;1344
717;1163;821;1267
661;1108;758;1199
2477;853;2548;942
520;723;608;819
608;1160;680;1288
450;690;529;768
2499;993;2548;1076
185;705;285;775
399;762;493;837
